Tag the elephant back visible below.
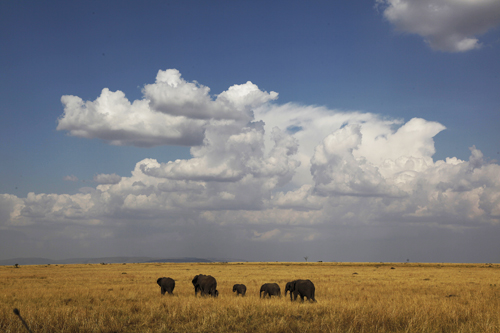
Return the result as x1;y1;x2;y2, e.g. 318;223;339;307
200;275;216;285
192;274;206;285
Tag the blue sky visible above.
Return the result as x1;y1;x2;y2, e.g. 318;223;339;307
1;1;500;262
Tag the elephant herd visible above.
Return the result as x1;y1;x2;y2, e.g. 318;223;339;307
157;275;316;302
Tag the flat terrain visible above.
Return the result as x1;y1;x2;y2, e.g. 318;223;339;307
1;262;499;332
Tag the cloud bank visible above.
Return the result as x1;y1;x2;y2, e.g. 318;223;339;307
377;0;500;52
2;69;500;260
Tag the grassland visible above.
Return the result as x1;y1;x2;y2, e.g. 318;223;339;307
1;261;499;332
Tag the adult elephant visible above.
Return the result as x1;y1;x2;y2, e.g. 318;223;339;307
192;274;217;297
233;284;247;296
260;283;281;298
285;279;316;302
157;277;175;295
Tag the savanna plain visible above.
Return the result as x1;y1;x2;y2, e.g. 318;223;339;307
1;261;499;332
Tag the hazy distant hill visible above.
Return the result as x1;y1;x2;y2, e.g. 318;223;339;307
0;256;245;266
0;257;60;265
146;257;212;263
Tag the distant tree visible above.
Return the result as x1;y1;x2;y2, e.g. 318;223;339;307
304;256;308;262
14;263;19;268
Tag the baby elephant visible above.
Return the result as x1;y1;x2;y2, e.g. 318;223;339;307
157;277;175;295
260;283;281;298
233;284;247;296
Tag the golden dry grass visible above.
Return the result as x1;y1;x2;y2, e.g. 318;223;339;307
1;262;499;332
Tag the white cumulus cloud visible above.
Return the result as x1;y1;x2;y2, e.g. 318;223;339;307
144;69;278;120
377;0;500;52
57;69;278;147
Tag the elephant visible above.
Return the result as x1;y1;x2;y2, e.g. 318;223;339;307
157;277;175;295
192;274;217;297
233;284;247;296
260;283;281;298
285;279;316;302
